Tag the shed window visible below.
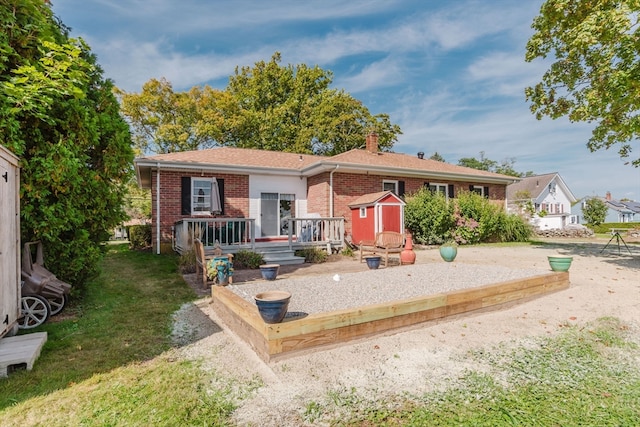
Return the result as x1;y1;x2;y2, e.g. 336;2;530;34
359;207;367;218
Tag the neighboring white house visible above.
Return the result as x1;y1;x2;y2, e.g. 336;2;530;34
507;173;577;230
572;192;640;224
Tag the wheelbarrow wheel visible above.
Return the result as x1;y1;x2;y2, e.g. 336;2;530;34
18;294;51;329
48;293;68;316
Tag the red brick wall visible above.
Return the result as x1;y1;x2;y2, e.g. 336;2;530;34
151;169;506;247
151;170;249;247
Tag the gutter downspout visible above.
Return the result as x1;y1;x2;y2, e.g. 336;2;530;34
156;162;161;255
329;165;339;217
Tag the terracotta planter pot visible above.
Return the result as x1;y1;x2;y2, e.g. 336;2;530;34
254;290;291;323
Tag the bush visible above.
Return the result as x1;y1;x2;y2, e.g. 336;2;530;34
405;188;532;245
497;212;533;242
405;188;455;245
232;250;264;269
129;224;152;250
178;249;197;273
295;247;328;263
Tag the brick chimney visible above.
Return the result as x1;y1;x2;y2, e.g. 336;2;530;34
606;191;612;201
365;132;378;153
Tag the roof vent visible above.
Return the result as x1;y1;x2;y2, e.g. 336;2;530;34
417;152;424;159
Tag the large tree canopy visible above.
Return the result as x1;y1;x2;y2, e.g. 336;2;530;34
1;0;134;287
120;52;402;155
525;0;640;166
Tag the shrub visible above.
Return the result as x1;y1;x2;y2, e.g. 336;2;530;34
497;212;533;242
178;249;197;273
129;224;152;249
405;188;455;245
341;246;354;257
232;250;264;269
295;247;328;263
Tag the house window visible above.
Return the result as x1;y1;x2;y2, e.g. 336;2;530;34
426;183;447;196
470;185;486;197
359;207;367;218
181;177;222;216
383;180;398;194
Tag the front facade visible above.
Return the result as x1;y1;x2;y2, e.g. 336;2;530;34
506;173;577;230
135;134;518;253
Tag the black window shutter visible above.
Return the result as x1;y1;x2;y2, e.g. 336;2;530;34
181;177;191;215
424;182;430;189
448;184;455;199
398;181;405;197
484;186;489;199
217;178;225;215
469;185;474;192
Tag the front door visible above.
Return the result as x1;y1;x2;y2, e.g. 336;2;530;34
260;193;279;237
260;193;296;237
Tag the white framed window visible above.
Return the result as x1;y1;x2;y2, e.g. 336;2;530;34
383;180;398;193
191;177;221;215
427;183;448;196
471;185;485;197
359;207;367;218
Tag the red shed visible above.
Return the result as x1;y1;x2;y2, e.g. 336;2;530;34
348;191;405;244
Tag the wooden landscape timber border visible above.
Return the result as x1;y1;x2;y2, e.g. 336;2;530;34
211;271;569;362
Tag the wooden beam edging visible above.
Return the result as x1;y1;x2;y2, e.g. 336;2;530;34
211;271;570;361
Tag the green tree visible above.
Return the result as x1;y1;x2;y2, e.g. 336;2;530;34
120;52;402;155
430;152;446;162
458;152;530;177
1;0;134;287
582;197;608;226
525;0;640;166
117;78;226;154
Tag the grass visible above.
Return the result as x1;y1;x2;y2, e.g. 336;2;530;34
316;318;640;426
0;243;237;426
2;244;639;426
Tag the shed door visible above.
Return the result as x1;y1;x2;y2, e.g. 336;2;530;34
0;152;19;336
379;204;402;233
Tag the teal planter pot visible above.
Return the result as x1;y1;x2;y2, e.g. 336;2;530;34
439;245;458;262
255;290;291;324
547;256;573;272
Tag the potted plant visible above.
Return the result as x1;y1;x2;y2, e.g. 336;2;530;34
207;256;233;285
438;240;458;262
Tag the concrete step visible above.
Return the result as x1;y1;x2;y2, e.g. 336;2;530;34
0;332;47;377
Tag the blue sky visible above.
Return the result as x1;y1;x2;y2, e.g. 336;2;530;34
52;0;639;200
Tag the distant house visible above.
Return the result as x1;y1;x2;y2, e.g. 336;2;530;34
135;133;518;253
572;192;640;224
506;173;577;230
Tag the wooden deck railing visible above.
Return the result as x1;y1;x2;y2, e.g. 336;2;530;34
173;217;344;254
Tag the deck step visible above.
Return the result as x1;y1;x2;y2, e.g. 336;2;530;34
0;332;47;377
258;249;305;265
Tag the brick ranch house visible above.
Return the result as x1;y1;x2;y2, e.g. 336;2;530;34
135;134;518;254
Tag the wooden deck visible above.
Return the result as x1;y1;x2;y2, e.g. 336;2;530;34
211;271;569;362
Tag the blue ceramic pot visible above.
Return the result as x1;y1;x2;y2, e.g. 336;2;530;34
364;256;381;269
259;264;280;281
255;290;291;324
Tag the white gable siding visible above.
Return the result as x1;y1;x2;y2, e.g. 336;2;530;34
249;174;308;237
533;178;574;229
